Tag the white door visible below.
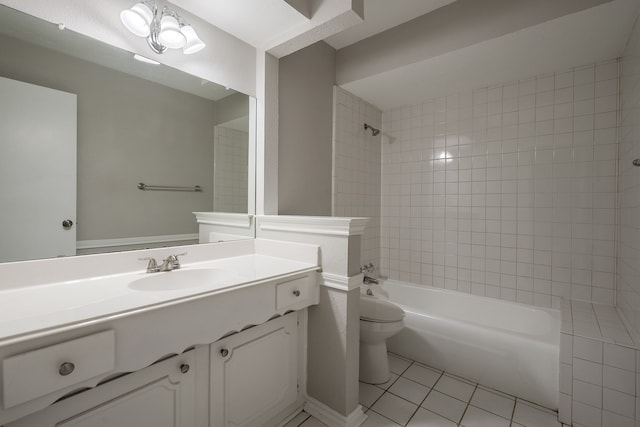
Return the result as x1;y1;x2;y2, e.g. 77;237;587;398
0;76;77;262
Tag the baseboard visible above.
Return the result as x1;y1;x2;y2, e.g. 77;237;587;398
76;233;198;250
303;397;367;427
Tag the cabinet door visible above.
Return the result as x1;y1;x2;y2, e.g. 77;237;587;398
8;351;197;427
210;314;298;427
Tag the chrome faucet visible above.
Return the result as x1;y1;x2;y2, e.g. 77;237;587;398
139;257;160;273
363;276;379;285
139;252;186;273
159;255;176;272
361;262;379;285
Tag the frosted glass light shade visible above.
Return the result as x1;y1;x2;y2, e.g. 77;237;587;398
181;25;206;54
120;3;153;37
158;15;186;49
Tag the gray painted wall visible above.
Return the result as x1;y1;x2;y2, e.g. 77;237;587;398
306;286;361;416
278;41;336;215
214;92;250;126
0;35;219;241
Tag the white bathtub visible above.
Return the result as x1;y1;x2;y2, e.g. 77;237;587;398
379;280;560;410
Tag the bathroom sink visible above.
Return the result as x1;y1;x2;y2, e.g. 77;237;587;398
128;268;245;291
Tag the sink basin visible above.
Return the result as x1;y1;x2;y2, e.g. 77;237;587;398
128;268;245;291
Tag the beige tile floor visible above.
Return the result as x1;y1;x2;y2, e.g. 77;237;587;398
285;353;568;427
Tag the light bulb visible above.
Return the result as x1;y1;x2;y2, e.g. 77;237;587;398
181;25;206;54
158;15;186;49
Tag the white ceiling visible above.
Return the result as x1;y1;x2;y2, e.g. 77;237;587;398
170;0;457;53
170;0;308;49
324;0;456;49
8;0;634;110
340;0;639;110
168;0;639;111
4;0;630;122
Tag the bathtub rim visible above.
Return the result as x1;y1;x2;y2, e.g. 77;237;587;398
373;279;560;343
376;278;560;317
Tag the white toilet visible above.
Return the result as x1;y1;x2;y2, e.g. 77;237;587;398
359;294;405;384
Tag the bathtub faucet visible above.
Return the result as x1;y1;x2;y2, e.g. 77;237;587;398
361;263;379;285
363;276;379;285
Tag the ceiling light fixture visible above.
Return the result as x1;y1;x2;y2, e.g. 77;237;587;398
120;1;206;55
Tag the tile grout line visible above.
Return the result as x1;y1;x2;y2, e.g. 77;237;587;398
364;359;412;426
366;409;402;427
369;358;455;426
387;359;418;426
456;383;478;426
299;413;311;426
508;397;517;427
362;354;565;427
403;367;444;426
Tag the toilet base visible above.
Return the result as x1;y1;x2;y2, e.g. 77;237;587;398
359;341;391;384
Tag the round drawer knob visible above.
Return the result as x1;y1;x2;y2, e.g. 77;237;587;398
292;289;301;297
220;348;229;357
58;362;75;376
180;364;190;374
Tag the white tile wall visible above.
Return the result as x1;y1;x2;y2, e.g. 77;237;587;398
569;340;639;427
381;60;619;308
213;126;249;213
563;300;635;347
558;300;639;426
333;86;382;268
618;6;640;347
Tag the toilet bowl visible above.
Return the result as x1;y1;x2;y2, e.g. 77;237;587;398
359;294;405;384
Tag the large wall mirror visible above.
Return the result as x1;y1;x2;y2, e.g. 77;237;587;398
0;5;256;263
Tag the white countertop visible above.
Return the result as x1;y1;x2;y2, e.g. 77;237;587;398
0;239;319;344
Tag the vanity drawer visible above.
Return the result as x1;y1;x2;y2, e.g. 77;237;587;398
2;330;115;408
276;274;316;310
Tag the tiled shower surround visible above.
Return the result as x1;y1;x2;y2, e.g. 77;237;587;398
333;87;382;268
330;15;640;427
618;11;640;345
380;60;619;308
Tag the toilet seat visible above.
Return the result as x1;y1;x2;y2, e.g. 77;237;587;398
360;295;405;323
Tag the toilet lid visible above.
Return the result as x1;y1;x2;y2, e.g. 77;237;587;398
360;295;405;322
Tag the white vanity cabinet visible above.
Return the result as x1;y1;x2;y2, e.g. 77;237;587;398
0;240;320;426
0;273;318;426
210;313;300;427
7;350;198;427
6;314;303;427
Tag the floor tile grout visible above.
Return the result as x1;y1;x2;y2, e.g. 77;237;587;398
403;360;430;426
356;354;563;427
456;383;478;426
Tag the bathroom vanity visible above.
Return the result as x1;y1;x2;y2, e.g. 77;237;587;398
0;239;320;426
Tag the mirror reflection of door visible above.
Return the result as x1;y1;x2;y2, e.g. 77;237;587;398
0;76;77;262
